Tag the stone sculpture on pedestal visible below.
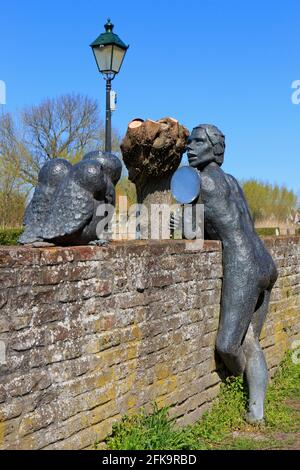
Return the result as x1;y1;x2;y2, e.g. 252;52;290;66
19;152;122;246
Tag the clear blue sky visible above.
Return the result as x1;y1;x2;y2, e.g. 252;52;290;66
0;0;299;194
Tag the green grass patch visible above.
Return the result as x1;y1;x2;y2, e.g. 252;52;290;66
256;227;280;237
0;228;23;246
218;436;282;450
105;405;201;450
192;377;247;446
264;353;300;432
103;352;300;450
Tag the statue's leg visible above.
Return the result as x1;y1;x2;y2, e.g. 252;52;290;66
216;275;259;376
243;289;271;423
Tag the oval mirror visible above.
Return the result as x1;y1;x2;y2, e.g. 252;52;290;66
171;166;201;204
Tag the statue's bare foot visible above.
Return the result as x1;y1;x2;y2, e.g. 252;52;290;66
88;239;109;247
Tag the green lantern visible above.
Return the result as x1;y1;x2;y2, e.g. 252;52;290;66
90;19;129;79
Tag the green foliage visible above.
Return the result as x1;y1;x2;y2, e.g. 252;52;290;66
193;377;247;445
296;227;300;235
0;132;28;228
104;354;300;450
105;377;247;450
0;227;23;245
115;177;137;210
242;179;297;222
105;405;200;450
0;192;27;228
220;436;281;450
264;353;300;431
256;227;280;237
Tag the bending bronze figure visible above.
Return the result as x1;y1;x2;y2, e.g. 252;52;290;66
187;124;278;423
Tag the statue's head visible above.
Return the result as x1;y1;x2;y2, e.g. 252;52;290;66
83;150;122;185
73;159;107;195
38;159;72;187
187;124;225;169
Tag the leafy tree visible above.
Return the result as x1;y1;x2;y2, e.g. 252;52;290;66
115;177;137;211
242;179;297;223
0;115;27;227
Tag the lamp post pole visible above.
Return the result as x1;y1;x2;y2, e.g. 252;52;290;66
90;19;128;154
105;78;112;153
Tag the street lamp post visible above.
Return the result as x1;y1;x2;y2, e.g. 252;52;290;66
90;19;129;153
105;78;112;153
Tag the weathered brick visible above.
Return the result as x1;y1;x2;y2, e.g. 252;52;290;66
0;401;23;420
0;269;17;288
39;248;75;265
6;370;51;398
19;404;55;437
0;289;8;309
0;384;7;403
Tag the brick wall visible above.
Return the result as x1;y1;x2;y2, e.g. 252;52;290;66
0;237;299;450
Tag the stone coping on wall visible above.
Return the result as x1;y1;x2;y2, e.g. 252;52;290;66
0;236;299;268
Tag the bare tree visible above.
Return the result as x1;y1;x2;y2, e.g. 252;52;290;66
0;94;122;227
0;94;121;187
22;94;99;163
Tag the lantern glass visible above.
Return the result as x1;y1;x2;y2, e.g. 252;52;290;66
111;46;127;74
93;45;113;73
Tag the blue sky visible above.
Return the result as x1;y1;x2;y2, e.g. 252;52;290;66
0;0;299;194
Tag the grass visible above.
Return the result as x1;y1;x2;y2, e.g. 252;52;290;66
104;405;201;450
0;227;23;246
103;352;300;450
263;354;300;432
256;227;280;237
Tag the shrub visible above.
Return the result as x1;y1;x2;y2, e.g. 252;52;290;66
0;228;23;246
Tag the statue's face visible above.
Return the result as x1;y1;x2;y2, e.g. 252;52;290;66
187;128;214;169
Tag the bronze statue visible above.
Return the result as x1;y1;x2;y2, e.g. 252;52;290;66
19;152;121;246
186;124;278;423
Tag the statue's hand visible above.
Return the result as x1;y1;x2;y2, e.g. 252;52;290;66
89;239;110;247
